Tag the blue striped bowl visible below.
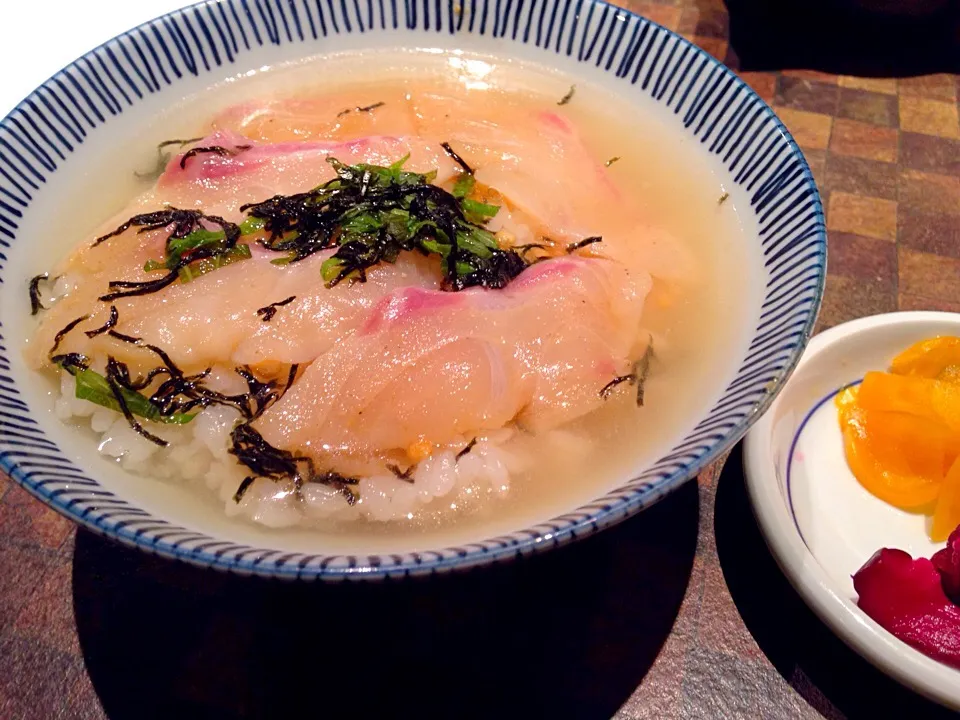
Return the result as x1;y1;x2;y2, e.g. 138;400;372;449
0;0;825;579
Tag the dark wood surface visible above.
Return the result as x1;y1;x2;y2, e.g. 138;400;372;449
1;0;959;716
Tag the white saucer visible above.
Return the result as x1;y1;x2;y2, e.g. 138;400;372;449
744;311;960;710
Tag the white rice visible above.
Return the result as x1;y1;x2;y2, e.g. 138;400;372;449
55;370;529;528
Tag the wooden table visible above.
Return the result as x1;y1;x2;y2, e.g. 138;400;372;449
1;0;958;717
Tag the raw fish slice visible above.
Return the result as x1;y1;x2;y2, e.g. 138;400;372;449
31;245;442;375
211;88;418;142
413;91;695;281
412;90;619;237
157;131;460;213
255;256;651;461
129;250;439;371
29;133;455;372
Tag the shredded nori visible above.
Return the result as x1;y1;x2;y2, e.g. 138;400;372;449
50;353;90;372
337;101;385;118
103;359;171;447
29;273;50;315
558;85;576;105
61;326;300;447
179;144;251;170
566;236;603;253
104;329;294;421
84;306;119;338
599;374;636;399
718;192;729;206
386;463;416;482
284;363;299;392
94;207;239;248
135;137;203;181
233;476;255;503
94;208;242;301
228;423;360;502
598;341;654;406
455;437;478;461
50;315;89;355
440;142;474;175
242;155;529;292
51;314;300;449
605;156;621;167
94;155;537;300
633;342;653;407
256;295;296;322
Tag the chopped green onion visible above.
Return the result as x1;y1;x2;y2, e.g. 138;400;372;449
320;256;343;284
461;198;499;223
452;173;476;199
456;231;494;260
270;254;297;266
166;228;226;267
420;238;451;257
68;365;195;424
178;244;252;283
239;216;265;234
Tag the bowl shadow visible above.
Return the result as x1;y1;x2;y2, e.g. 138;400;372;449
73;479;699;720
715;444;957;718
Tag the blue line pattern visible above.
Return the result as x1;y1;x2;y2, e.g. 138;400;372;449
0;0;825;579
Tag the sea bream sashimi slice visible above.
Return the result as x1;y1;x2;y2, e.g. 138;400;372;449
156;131;460;213
254;255;652;463
210;87;418;143
28;134;459;373
412;92;697;282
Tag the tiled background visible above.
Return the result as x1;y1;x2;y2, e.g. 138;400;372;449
1;0;959;717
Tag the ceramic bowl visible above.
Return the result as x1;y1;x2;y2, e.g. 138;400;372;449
745;311;960;709
0;0;825;578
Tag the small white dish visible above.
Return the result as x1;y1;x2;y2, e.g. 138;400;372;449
745;311;960;709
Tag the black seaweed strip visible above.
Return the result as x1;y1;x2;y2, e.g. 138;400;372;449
51;353;90;372
50;315;89;355
107;330;254;418
233;476;255;503
29;273;49;315
337;101;385;117
84;306;119;337
179;144;252;170
634;344;653;408
566;236;603;253
558;85;576;105
255;295;296;322
386;463;416;482
99;271;180;301
104;367;169;447
229;423;361;503
599;374;636;399
455;437;478;461
440;142;473;175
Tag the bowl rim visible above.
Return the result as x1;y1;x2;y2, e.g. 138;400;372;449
0;0;826;579
744;311;960;709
